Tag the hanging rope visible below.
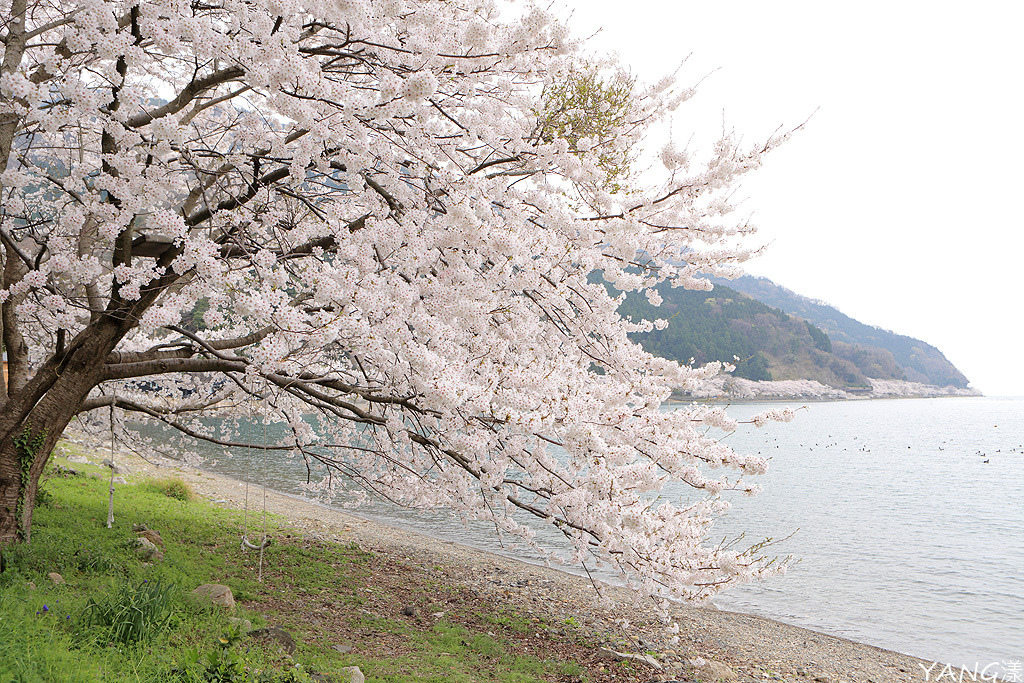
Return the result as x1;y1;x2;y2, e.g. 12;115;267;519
240;387;271;582
106;390;116;529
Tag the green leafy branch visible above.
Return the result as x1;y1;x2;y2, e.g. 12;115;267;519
534;65;638;192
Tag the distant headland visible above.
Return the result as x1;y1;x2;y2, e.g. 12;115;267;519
617;272;976;398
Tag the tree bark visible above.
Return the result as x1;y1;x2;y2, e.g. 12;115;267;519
0;319;126;545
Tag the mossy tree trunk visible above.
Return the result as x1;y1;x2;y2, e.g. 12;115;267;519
0;320;126;546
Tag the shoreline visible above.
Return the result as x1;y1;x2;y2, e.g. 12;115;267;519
61;432;945;682
672;392;984;405
668;393;986;406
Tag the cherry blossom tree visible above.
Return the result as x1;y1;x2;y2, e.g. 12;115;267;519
0;0;793;600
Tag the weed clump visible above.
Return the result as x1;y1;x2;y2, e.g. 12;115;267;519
79;579;177;646
146;477;194;501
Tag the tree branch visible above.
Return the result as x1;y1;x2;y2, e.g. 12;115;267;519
101;357;242;381
127;67;245;128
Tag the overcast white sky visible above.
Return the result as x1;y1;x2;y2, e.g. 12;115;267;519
556;0;1024;396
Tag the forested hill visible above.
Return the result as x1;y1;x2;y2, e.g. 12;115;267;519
616;277;970;391
709;275;970;389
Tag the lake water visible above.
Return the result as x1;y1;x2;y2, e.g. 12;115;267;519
703;397;1024;670
128;396;1024;668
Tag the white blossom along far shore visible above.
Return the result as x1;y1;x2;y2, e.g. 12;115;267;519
1;0;798;603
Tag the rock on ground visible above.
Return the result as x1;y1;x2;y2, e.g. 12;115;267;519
193;583;235;610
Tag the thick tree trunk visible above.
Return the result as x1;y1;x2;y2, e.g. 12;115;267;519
0;320;125;546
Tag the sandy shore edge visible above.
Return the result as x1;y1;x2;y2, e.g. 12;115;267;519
59;434;940;683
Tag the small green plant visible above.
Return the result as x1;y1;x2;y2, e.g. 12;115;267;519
72;545;114;573
217;623;245;649
146;477;194;501
79;579;177;646
177;646;249;682
175;643;314;683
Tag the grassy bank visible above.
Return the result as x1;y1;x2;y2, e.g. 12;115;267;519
0;449;638;683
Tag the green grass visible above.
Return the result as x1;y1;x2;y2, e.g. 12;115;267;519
0;448;608;682
0;464;302;682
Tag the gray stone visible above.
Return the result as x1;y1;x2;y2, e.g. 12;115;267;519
339;666;364;683
247;626;296;654
135;536;163;562
47;572;65;585
686;659;737;682
333;643;354;654
136;529;164;548
193;583;235;610
598;647;663;670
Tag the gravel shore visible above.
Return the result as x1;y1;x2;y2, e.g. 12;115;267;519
64;435;941;683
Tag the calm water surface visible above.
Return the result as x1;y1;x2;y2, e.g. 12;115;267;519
129;396;1024;667
707;397;1024;669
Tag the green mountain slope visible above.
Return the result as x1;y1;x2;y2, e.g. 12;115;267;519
710;275;970;388
616;276;970;391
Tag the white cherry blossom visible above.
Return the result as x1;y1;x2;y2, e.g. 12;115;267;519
0;0;798;601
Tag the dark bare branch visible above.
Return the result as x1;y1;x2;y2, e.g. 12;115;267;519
127;66;245;128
